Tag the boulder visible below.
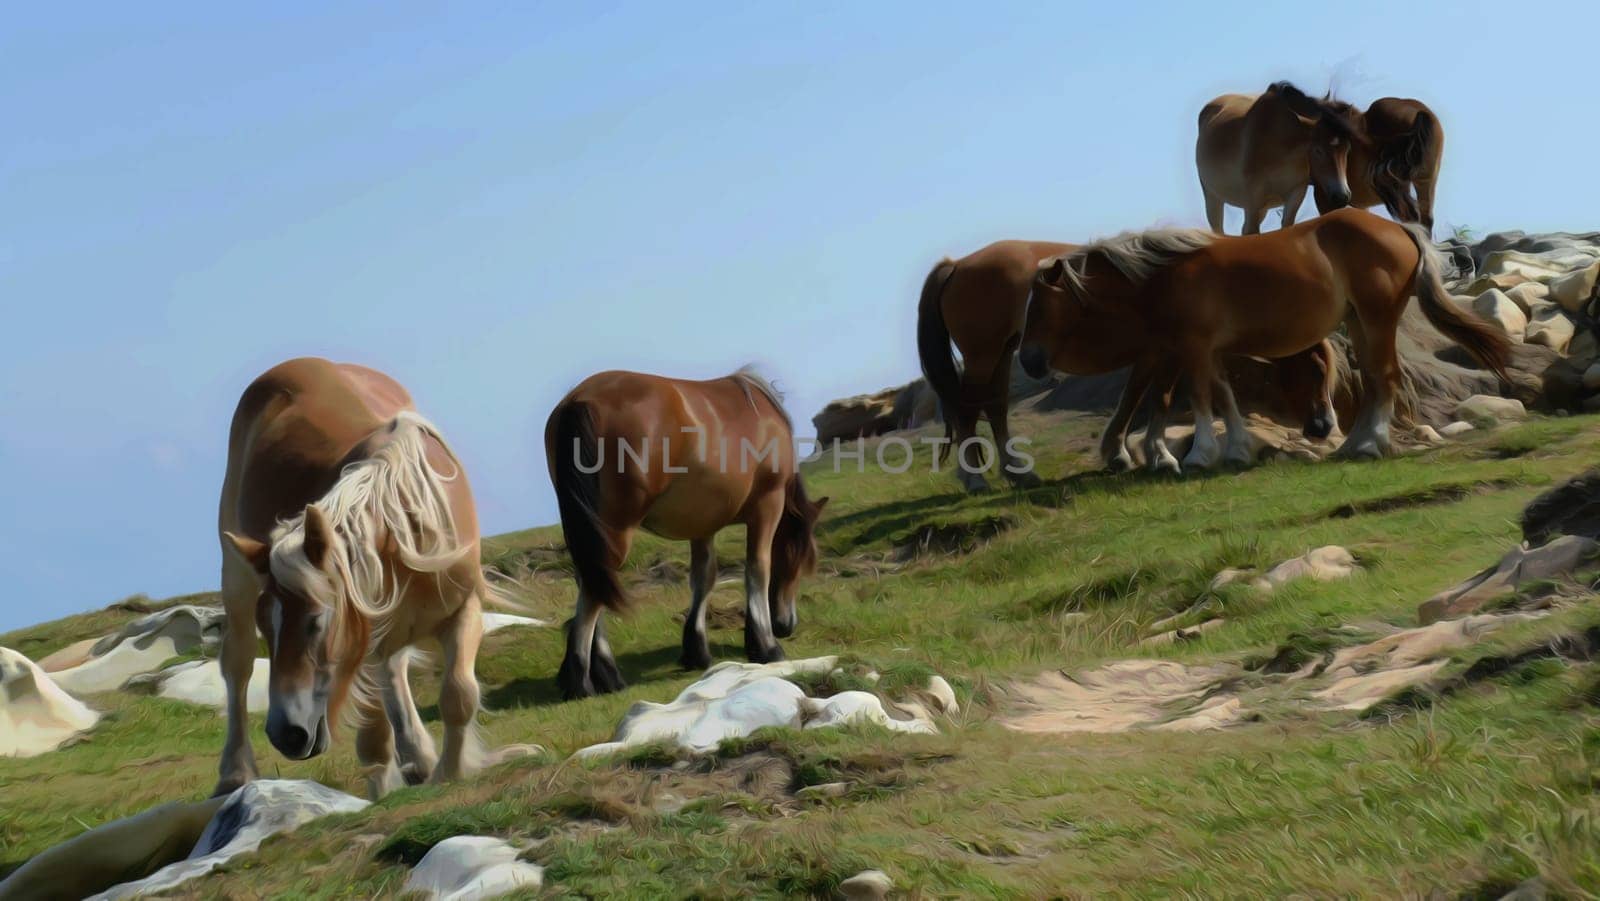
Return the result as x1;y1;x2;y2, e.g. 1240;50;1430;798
1213;546;1357;593
1417;535;1600;624
126;658;269;713
0;647;100;757
37;637;100;673
1470;289;1527;341
1438;420;1475;438
1569;330;1600;370
840;869;894;901
51;605;225;695
1313;614;1531;710
0;796;227;901
90;780;370;900
402;836;543;900
1549;261;1600;313
1523;305;1576;354
1460;272;1529;297
1453;395;1526;427
813;384;915;444
1469;231;1600;270
1522;467;1600;545
575;657;937;758
1505;281;1551;315
1480;248;1598;284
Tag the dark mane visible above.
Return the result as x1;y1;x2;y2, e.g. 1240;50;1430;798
771;473;820;583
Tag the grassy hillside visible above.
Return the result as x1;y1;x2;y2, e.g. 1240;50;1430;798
4;410;1600;897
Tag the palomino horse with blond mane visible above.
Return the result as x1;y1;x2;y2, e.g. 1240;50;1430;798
1020;208;1511;469
917;240;1340;482
546;368;826;699
217;358;489;799
1198;81;1443;235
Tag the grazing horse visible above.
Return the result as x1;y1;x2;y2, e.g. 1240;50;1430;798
1020;208;1512;469
917;240;1340;480
217;358;488;799
545;368;827;700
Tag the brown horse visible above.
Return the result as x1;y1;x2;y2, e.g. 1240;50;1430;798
1020;208;1511;469
917;240;1340;480
217;358;489;799
1307;96;1443;234
545;368;826;700
1196;82;1357;234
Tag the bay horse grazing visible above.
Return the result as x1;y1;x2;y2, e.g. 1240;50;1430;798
918;240;1340;480
1020;208;1511;469
545;368;827;700
1308;96;1444;235
217;358;489;799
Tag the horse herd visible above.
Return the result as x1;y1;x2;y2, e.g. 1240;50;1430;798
209;82;1507;800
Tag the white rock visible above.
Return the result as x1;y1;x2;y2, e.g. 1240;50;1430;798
91;780;369;900
575;657;939;758
128;658;270;713
51;606;226;695
1479;249;1591;284
482;613;546;634
1438;420;1476;437
0;647;100;757
1548;261;1600;313
403;835;543;901
1471;289;1527;341
1505;281;1551;315
1523;305;1576;353
1412;425;1443;445
840;869;894;900
1261;546;1358;588
1454;394;1527;427
925;675;958;715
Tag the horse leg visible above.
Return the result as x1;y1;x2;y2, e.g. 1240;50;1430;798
1279;184;1308;228
1100;358;1158;472
431;592;483;783
951;398;990;494
354;663;403;799
382;649;438;785
589;614;625;693
1337;313;1401;460
743;498;785;663
1213;374;1254;467
1241;204;1266;236
558;527;631;699
214;558;260;797
1142;365;1182;475
1304;339;1340;440
679;537;717;670
1203;187;1226;234
1181;354;1222;470
986;398;1041;488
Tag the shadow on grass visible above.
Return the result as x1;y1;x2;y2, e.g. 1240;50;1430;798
477;639;745;712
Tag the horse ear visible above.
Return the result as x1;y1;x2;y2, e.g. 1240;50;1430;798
1273;82;1323;120
223;532;270;574
1037;257;1068;288
811;496;830;517
302;505;333;569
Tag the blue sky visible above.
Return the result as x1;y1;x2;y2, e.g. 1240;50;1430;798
3;1;1597;631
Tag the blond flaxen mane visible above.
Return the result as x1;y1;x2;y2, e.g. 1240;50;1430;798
268;411;471;655
1046;227;1216;298
730;365;793;430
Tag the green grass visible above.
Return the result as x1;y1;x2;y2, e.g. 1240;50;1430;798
4;410;1600;897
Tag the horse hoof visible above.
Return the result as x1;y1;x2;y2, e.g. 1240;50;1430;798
747;644;786;664
558;676;597;701
960;475;991;494
1149;457;1181;477
1006;470;1044;489
679;647;713;672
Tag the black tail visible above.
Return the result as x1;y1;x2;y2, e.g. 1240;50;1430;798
914;258;960;460
1375;111;1435;225
550;401;626;611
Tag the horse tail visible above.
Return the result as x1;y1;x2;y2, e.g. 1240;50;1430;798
549;400;626;612
1374;110;1437;224
1402;222;1512;385
915;258;961;461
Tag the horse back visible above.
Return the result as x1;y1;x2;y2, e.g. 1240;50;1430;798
943;240;1076;383
219;357;415;541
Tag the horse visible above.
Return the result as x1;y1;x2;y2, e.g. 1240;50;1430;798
917;240;1341;480
1019;208;1512;469
545;368;827;700
1307;96;1444;235
1196;82;1360;235
217;357;489;799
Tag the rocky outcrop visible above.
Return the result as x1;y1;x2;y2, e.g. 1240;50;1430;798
402;835;544;900
51;605;225;696
1522;467;1600;545
1416;536;1599;624
0;647;100;757
126;657;270;712
576;657;943;759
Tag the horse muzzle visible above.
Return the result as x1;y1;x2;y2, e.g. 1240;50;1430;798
1019;345;1050;379
772;609;797;639
266;704;330;760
